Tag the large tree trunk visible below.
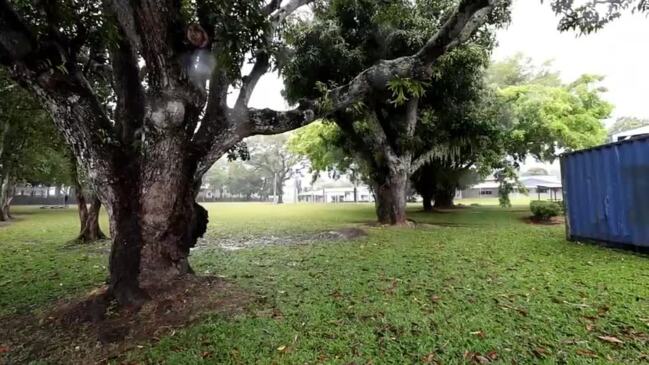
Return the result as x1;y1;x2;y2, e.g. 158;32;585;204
434;187;456;209
411;163;437;212
104;155;209;306
373;169;409;225
422;191;433;212
75;185;89;231
77;194;107;243
0;175;12;221
276;179;284;204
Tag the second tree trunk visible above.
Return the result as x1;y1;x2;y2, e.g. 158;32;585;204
434;187;456;209
374;170;409;225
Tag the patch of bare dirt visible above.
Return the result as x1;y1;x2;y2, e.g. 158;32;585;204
523;216;565;225
363;220;470;229
0;276;251;364
363;221;417;228
196;227;368;251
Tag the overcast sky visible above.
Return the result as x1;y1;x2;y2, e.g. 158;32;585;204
495;0;649;123
239;0;649;124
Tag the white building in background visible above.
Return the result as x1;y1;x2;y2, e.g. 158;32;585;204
460;175;563;200
295;178;374;203
610;125;649;142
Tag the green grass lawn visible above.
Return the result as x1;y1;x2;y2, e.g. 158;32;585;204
1;203;648;364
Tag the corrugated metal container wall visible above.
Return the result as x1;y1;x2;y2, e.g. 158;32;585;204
561;136;649;249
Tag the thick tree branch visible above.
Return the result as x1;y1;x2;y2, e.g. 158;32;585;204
325;0;499;116
269;0;317;25
235;53;270;110
416;0;495;65
110;36;146;148
110;0;184;89
197;0;495;180
236;0;317;110
0;0;118;179
245;103;316;136
263;0;282;17
0;0;38;64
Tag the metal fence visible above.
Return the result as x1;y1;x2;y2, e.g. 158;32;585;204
561;136;649;250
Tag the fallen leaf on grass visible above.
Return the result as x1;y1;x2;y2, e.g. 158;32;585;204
560;338;588;345
585;323;595;332
486;351;498;361
575;349;598;358
421;353;439;364
464;351;494;364
597;336;623;344
470;331;485;338
532;347;549;358
430;295;441;304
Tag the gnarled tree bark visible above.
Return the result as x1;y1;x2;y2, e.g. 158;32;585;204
373;168;409;225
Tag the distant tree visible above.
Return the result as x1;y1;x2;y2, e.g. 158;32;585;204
413;163;482;210
608;116;649;137
225;162;265;201
283;0;511;224
288;122;355;178
487;53;561;88
204;161;228;199
488;56;612;206
0;71;72;220
70;158;107;243
500;74;611;162
247;135;303;204
522;167;550;176
546;0;649;34
410;85;510;210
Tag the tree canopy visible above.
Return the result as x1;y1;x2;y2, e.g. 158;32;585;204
487;56;611;206
499;75;611;161
546;0;649;34
0;70;71;220
608;116;649;137
283;0;509;223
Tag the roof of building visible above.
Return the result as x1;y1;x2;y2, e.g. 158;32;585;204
466;175;562;190
611;125;649;141
519;175;562;188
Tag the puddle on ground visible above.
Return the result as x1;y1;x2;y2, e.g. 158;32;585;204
194;227;367;251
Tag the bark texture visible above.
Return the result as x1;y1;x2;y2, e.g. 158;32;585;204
373;170;409;225
75;185;88;231
0;175;12;221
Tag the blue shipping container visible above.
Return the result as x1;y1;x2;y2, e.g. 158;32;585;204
561;136;649;249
